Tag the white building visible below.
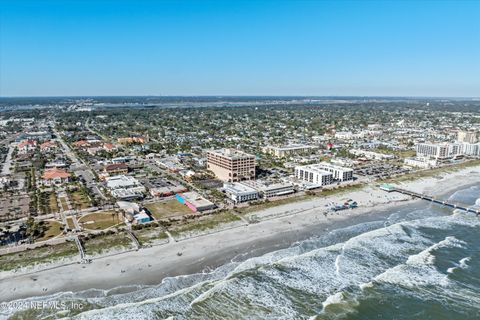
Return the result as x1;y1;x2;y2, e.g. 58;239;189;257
106;175;143;190
295;166;333;186
223;182;259;204
349;149;395;160
240;180;295;198
462;143;480;156
295;162;353;186
415;143;462;159
106;175;145;199
317;162;354;181
404;157;438;169
334;131;354;140
262;144;319;158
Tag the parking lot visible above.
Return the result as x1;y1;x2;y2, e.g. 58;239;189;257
354;163;410;178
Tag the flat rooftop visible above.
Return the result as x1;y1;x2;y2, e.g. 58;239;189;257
106;175;141;189
223;182;258;195
208;148;255;160
268;144;317;150
180;191;215;209
296;162;353;172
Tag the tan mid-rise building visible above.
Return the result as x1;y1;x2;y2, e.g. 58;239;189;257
457;130;477;144
207;148;256;182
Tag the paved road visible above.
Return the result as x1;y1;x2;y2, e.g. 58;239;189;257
1;143;15;176
53;126;108;201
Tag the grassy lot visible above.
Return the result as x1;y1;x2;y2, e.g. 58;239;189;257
82;233;133;255
168;211;241;237
68;189;92;210
37;221;63;242
66;217;75;230
145;199;192;220
317;183;366;196
38;191;59;215
49;193;59;213
0;242;78;272
59;196;69;211
237;195;311;215
78;211;123;230
134;227;169;245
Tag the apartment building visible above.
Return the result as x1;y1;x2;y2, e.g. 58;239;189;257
462;143;480;156
457;130;477;144
294;162;354;186
207;148;256;182
295;165;333;186
415;143;462;159
262;144;319;158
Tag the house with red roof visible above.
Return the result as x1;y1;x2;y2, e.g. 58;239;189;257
40;140;57;153
72;140;90;148
17;139;37;154
42;168;71;186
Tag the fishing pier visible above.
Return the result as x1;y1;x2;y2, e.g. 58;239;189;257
380;184;480;215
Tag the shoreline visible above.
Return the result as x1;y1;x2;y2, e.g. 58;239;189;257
1;166;479;302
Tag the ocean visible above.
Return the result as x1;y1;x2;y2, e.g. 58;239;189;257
3;184;480;320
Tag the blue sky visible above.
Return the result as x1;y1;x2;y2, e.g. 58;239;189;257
1;0;479;97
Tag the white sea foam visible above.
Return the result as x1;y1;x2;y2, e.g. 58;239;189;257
374;236;466;290
7;207;477;320
447;256;471;274
459;256;471;268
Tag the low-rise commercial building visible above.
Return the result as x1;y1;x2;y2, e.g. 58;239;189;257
349;149;395;160
104;163;129;176
404;157;438;169
223;182;259;204
175;191;216;212
240;180;295;198
106;175;145;199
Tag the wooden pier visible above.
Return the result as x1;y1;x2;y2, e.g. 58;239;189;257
380;184;480;215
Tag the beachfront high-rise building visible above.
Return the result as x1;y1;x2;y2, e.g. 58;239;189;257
415;142;462;159
207;148;256;182
462;143;480;156
294;162;353;186
295;166;333;186
457;130;477;144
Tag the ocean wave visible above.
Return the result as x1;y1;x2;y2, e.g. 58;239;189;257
5;203;480;320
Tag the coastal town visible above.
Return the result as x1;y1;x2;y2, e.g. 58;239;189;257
1;97;480;275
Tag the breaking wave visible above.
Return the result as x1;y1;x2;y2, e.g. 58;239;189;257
3;186;480;320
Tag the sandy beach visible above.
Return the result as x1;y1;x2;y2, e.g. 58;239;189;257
1;166;479;302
